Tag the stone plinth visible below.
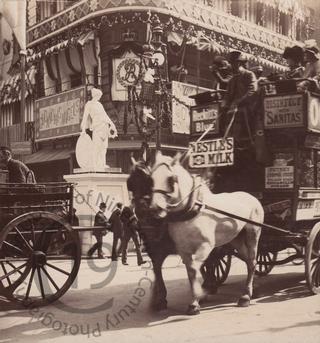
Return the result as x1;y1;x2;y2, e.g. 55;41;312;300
64;171;129;255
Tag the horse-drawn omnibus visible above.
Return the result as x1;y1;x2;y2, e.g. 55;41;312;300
188;81;320;295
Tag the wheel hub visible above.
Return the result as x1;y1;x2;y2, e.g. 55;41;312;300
31;251;47;267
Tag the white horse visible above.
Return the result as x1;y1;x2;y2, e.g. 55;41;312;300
150;151;264;315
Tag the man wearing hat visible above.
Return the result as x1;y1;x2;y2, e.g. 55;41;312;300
222;50;257;111
0;146;33;183
209;55;233;90
282;45;304;79
88;202;110;258
220;50;258;143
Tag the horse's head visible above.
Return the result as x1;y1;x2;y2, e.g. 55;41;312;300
127;156;153;216
150;151;192;218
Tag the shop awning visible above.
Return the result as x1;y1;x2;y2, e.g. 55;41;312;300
25;148;74;165
108;141;188;151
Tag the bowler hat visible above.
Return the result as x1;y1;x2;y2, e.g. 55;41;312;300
211;55;229;69
283;45;304;63
99;202;107;209
228;50;247;63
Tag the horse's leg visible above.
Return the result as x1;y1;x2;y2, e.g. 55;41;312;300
231;225;261;307
182;243;213;315
150;250;168;311
201;248;219;295
240;224;261;306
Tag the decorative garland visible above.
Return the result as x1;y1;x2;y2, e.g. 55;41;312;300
27;11;291;70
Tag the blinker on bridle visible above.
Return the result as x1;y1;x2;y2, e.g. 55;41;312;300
151;162;178;197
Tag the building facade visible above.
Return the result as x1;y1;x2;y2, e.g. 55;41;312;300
0;0;316;181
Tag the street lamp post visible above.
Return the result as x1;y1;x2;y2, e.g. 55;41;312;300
151;21;165;151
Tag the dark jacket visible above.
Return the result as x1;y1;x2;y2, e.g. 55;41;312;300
120;206;139;234
109;207;123;237
223;67;258;108
7;158;30;183
93;210;109;235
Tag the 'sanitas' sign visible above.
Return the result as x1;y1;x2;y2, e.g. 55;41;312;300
35;87;85;141
189;137;234;168
265;166;294;189
264;94;304;129
191;103;219;135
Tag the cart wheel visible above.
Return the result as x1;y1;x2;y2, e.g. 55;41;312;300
305;223;320;294
201;253;232;286
255;249;278;276
0;211;81;307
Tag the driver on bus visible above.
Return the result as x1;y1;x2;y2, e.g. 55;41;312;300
220;50;258;144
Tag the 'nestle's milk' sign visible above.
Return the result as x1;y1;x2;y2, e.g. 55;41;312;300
189;137;234;168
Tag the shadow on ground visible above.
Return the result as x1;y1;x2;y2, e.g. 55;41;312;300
0;269;315;342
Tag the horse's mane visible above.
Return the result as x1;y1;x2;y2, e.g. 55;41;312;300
127;160;153;196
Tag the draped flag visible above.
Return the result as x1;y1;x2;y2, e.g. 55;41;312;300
0;0;27;52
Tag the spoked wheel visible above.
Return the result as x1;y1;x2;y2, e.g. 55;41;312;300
305;223;320;294
255;249;278;276
0;211;81;307
201;252;232;286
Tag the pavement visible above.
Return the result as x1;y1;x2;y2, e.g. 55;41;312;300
0;253;319;343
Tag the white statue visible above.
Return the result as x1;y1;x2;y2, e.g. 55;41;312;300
78;88;118;171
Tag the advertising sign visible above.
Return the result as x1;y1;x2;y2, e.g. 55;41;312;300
307;94;320;133
172;81;213;134
295;199;320;220
265;166;294;189
35;87;86;141
190;103;219;136
189;137;234;168
264;94;304;129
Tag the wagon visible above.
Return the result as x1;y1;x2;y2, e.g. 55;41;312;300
190;83;320;294
0;182;105;307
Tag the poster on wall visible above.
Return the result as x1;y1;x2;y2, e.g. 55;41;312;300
35;87;86;141
172;81;213;134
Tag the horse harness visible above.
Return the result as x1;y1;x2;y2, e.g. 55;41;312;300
152;162;204;222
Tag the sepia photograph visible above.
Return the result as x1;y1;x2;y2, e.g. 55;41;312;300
0;0;319;342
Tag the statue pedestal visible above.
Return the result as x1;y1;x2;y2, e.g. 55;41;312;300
64;171;129;255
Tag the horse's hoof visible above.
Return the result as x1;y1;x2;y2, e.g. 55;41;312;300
186;304;200;315
237;295;250;307
151;301;167;312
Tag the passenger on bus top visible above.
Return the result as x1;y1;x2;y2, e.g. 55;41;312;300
209;55;233;91
221;50;258;112
303;40;320;79
298;40;320;92
282;45;304;79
